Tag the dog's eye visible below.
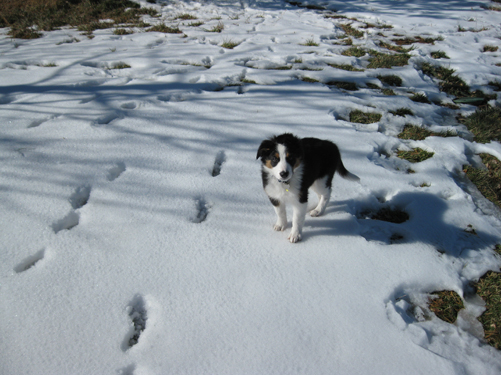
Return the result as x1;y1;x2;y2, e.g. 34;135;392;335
270;155;279;166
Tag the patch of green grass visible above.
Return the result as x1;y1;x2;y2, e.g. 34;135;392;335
431;50;449;59
339;23;364;38
398;124;456;140
483;45;499;52
459;107;501;143
176;13;197;20
268;65;293;70
410;93;431;104
342;46;366;57
474;271;501;349
389;108;413;117
37;62;57;67
188;21;204;27
327;81;358;91
489;81;501;91
300;76;320;83
109;62;131;69
382;88;396;96
349;109;382;124
379;41;413;53
301;38;319;46
77;21;113;33
206;21;224;33
148;23;182;34
325;14;348;20
113;28;133;35
397;148;434;163
464;154;501;208
0;0;99;36
327;63;364;72
429;291;464;324
221;39;241;49
392;36;442;45
378;74;402;86
2;0;160;38
367;51;411;69
420;62;471;97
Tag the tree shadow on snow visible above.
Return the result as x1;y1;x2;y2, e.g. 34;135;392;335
304;191;500;257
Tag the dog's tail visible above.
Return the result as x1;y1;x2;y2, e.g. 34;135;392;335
337;160;360;182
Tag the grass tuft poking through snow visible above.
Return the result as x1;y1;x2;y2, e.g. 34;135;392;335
397;148;434;163
459;107;501;143
398;125;456;140
349;109;382;124
464;154;501;209
474;269;501;349
428;291;464;324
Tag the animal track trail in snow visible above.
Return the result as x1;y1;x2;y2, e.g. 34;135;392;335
0;94;17;104
211;150;226;177
94;112;122;125
52;211;80;233
27;114;59;129
52;184;91;233
123;295;148;351
191;196;210;223
69;184;91;210
107;162;126;181
14;249;45;273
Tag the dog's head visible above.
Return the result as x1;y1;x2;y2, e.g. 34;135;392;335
256;133;302;183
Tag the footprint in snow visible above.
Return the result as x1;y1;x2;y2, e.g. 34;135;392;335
211;150;226;177
191;197;210;223
123;295;148;351
69;184;91;209
79;94;98;104
94;112;122;125
14;249;46;273
146;39;165;49
27;114;59;129
0;94;16;105
117;364;136;375
52;184;91;233
107;162;126;181
52;211;80;233
120;102;137;110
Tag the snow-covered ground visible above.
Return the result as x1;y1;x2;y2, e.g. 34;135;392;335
1;0;501;373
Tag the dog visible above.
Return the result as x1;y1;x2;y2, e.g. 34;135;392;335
256;133;359;243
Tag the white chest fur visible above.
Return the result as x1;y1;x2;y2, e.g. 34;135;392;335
263;164;304;203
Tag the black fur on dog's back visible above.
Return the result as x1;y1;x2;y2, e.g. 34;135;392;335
299;136;357;202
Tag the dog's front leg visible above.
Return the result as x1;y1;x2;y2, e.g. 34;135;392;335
288;202;307;243
272;201;287;231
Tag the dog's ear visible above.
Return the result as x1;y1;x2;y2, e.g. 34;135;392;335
256;140;274;160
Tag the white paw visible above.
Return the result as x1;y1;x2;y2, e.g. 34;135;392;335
309;209;321;217
288;231;302;243
274;223;286;231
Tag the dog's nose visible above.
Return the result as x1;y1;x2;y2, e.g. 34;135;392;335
280;171;289;179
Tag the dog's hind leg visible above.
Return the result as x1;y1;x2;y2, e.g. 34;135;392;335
309;176;332;217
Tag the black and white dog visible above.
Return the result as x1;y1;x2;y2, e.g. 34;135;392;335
257;133;359;243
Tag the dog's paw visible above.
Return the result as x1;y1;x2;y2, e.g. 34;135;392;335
288;231;302;243
309;209;321;217
274;224;286;231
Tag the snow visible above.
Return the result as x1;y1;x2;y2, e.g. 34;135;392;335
1;0;501;373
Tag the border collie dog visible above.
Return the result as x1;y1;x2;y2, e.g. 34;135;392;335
257;133;359;243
